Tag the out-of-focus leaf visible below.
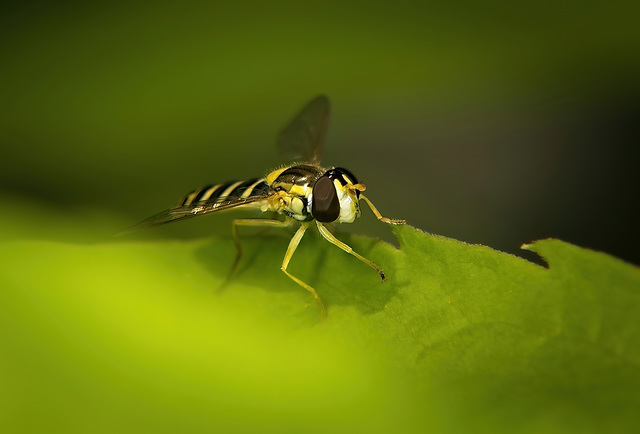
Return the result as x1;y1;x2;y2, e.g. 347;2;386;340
1;219;638;433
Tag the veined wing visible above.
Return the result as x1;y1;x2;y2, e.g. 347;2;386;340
119;178;274;235
277;95;330;165
118;196;271;234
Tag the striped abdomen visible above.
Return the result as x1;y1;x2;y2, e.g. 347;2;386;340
179;178;271;207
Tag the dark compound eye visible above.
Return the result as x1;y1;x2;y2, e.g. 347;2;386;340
312;175;340;222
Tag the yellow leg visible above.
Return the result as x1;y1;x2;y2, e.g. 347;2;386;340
360;194;406;225
316;221;386;282
281;222;327;318
222;218;293;288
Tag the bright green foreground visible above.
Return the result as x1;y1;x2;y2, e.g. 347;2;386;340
1;224;638;433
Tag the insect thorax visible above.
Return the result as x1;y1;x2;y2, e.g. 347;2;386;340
267;164;361;223
267;164;323;221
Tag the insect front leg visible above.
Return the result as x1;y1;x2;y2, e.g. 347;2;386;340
359;194;406;225
222;218;293;289
316;221;386;282
280;222;327;318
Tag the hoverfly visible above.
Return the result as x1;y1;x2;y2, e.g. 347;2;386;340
125;96;405;317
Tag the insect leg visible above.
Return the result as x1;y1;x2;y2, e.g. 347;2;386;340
222;218;293;288
359;194;406;225
281;222;327;318
315;221;386;282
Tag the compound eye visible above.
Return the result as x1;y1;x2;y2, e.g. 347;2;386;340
312;175;340;222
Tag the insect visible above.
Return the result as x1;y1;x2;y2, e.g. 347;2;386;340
125;96;405;316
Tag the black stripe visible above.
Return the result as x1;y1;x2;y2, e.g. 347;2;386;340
215;181;239;201
180;189;196;206
250;180;271;196
193;184;215;203
228;178;260;198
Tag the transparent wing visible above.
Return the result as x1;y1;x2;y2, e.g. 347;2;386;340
118;194;274;235
277;95;331;165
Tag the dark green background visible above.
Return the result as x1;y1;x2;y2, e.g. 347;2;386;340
1;1;638;259
2;2;639;433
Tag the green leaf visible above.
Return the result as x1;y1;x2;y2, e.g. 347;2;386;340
1;224;638;433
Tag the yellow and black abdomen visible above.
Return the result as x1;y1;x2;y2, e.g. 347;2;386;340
179;178;271;207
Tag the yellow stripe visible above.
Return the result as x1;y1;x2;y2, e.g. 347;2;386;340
183;192;198;206
219;181;244;201
289;184;310;197
241;179;265;198
200;184;222;201
266;166;288;184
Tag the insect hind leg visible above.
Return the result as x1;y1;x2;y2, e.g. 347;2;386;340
280;222;327;318
220;218;293;290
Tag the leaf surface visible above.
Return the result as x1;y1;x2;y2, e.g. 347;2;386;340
1;224;638;433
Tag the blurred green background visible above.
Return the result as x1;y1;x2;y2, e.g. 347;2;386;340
2;1;640;433
1;0;638;262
